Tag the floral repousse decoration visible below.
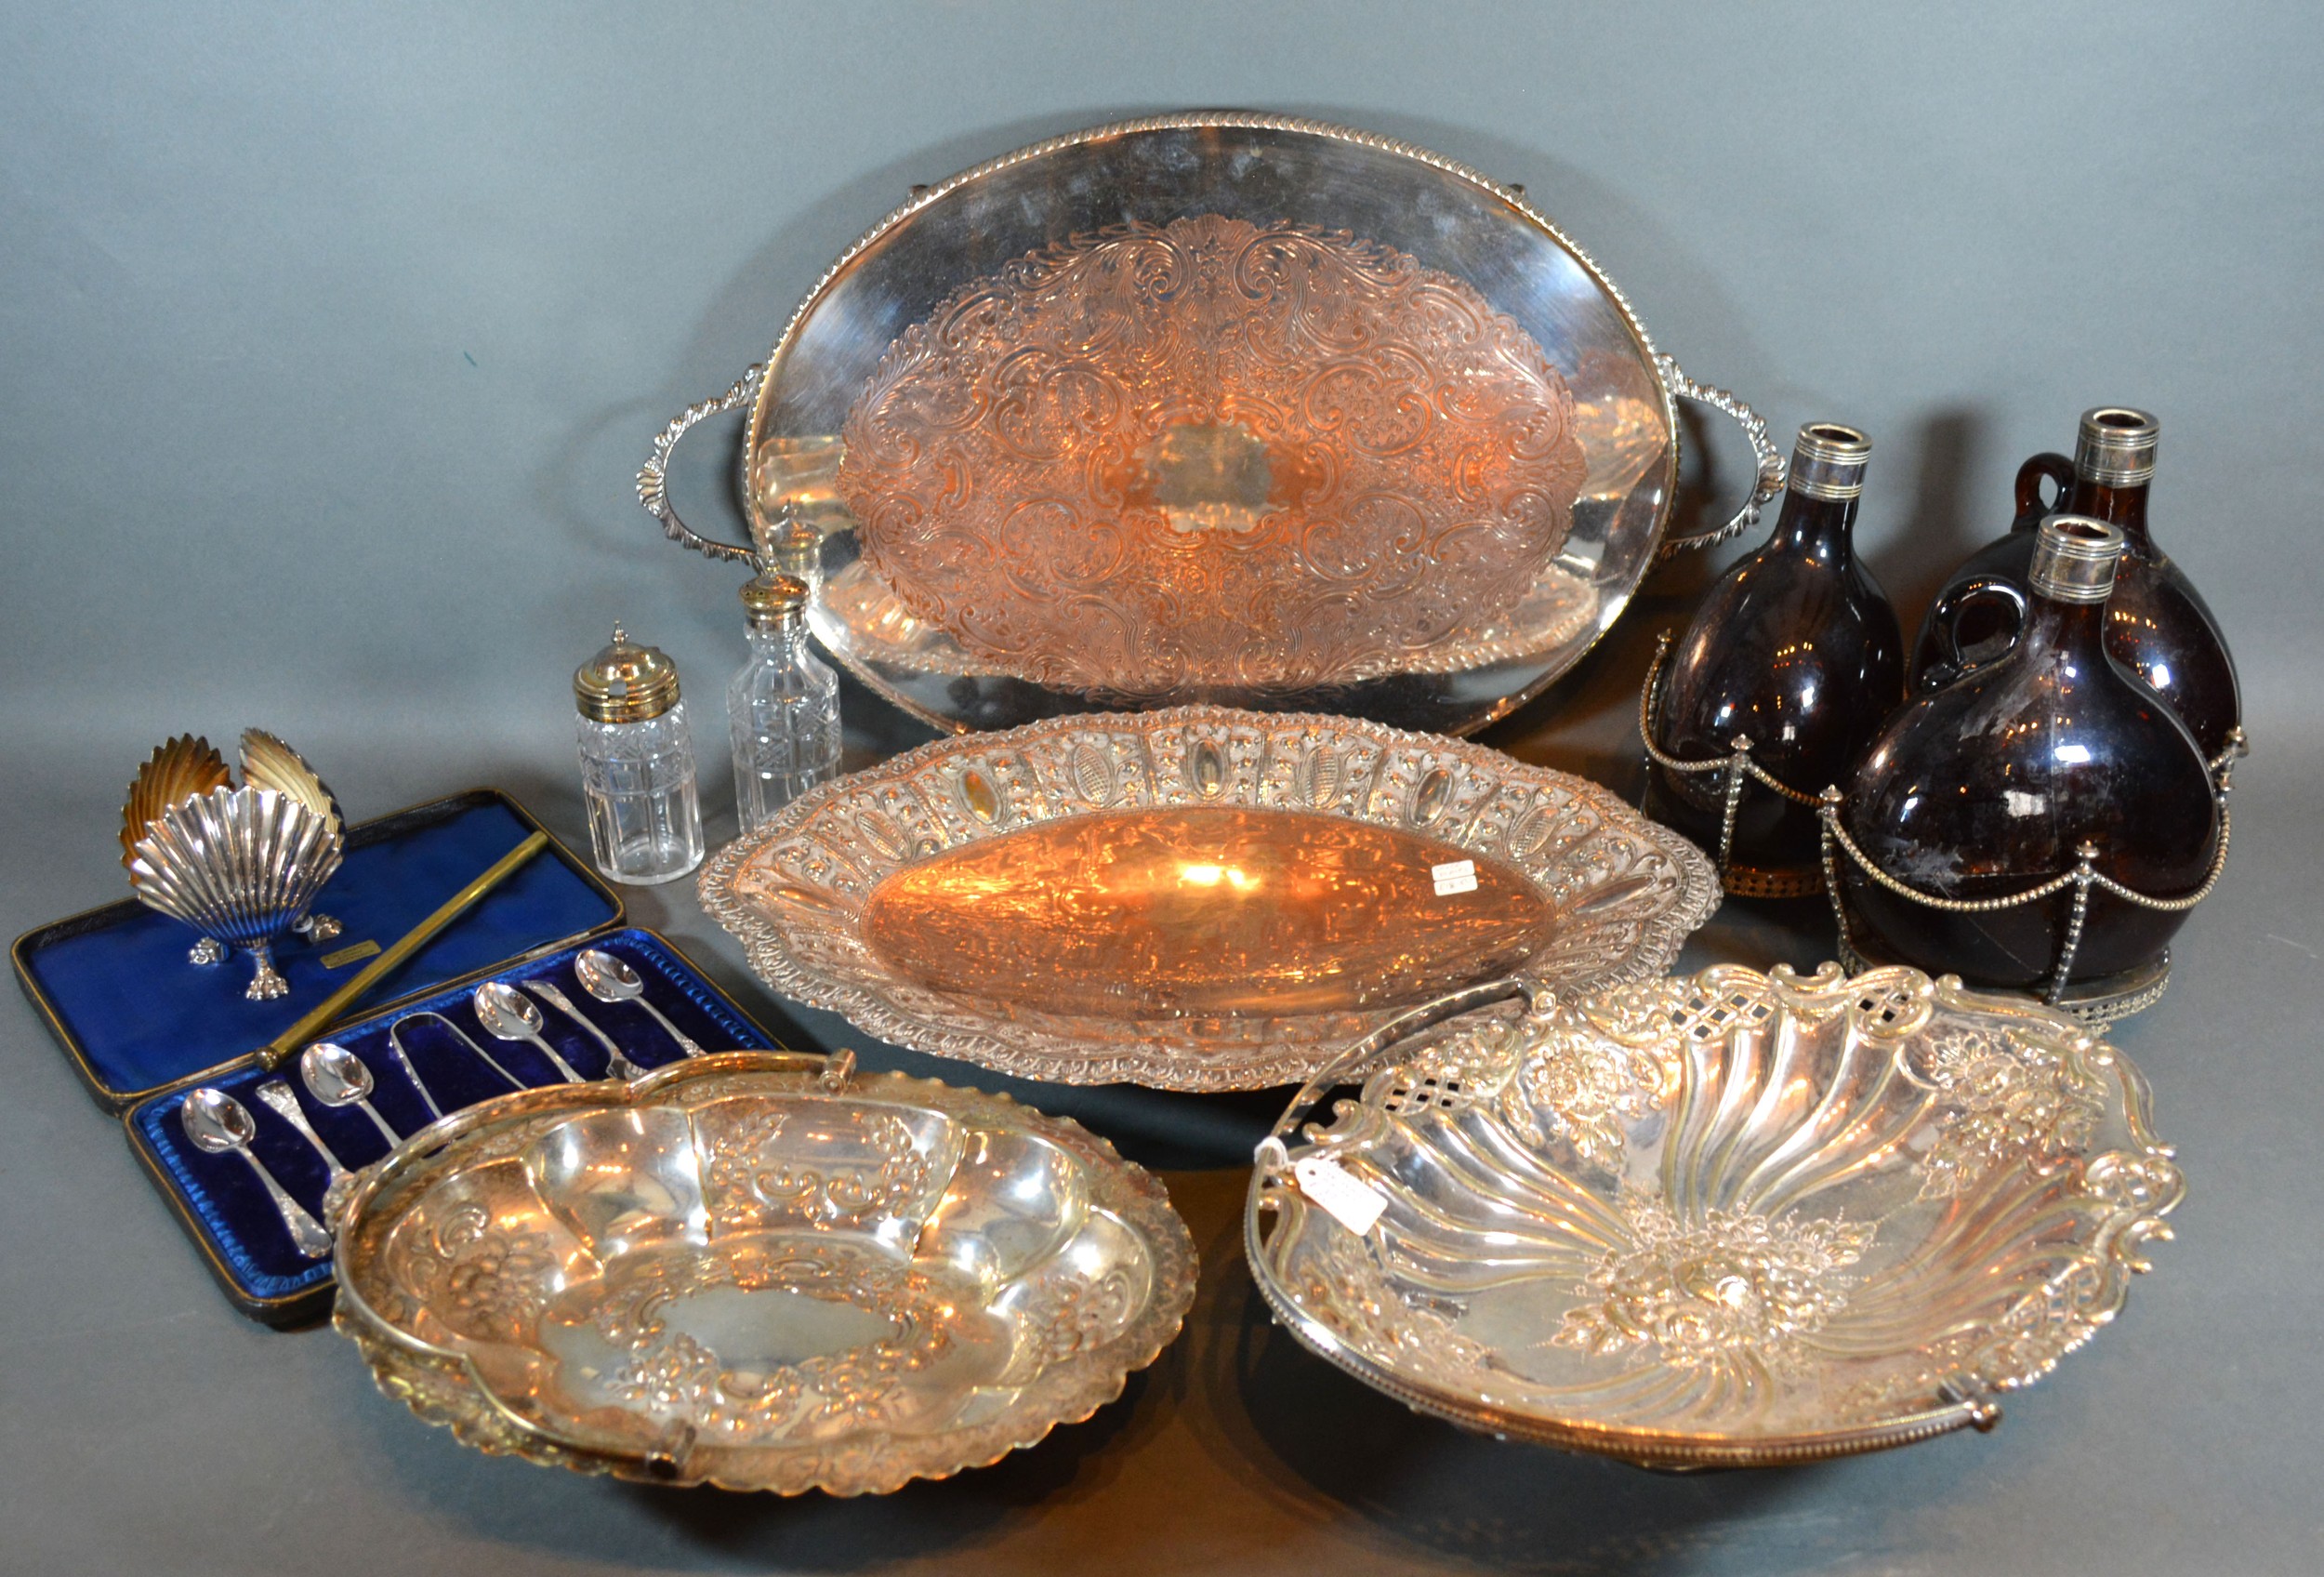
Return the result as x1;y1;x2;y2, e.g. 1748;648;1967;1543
701;707;1718;1092
1499;978;1695;1170
334;1056;1198;1494
587;1239;957;1440
837;215;1591;698
702;1107;936;1226
390;1201;564;1348
1553;1199;1873;1377
1251;962;2185;1468
1908;1025;2107;1199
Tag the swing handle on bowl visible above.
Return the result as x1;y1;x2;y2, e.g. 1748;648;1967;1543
1256;976;1550;1168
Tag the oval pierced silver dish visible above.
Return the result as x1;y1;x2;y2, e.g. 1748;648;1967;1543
331;1053;1196;1493
700;707;1718;1092
1246;962;2182;1468
640;112;1782;737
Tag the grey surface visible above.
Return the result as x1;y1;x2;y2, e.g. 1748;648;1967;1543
3;3;2320;1573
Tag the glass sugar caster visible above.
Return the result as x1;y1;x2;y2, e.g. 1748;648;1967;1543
728;571;841;834
573;625;705;884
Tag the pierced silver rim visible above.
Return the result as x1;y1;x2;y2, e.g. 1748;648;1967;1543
700;706;1721;1092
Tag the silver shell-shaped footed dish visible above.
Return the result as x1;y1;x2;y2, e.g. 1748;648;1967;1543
1246;962;2182;1469
121;731;347;997
700;706;1719;1092
331;1053;1197;1494
640;112;1782;737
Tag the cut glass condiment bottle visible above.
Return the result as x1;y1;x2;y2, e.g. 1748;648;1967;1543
729;571;841;834
1908;407;2240;761
574;625;705;885
1646;423;1904;895
1841;515;2219;996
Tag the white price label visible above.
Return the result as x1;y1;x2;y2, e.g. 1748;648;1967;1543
1431;858;1478;896
1292;1156;1389;1238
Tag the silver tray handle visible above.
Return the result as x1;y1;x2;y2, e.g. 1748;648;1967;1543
1256;976;1549;1172
636;364;766;566
1654;354;1786;562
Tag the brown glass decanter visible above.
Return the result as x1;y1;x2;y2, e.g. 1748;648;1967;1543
1908;407;2241;761
1840;516;2220;1000
1646;423;1903;895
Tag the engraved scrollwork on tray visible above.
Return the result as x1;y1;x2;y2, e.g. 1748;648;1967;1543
1248;963;2185;1468
836;216;1591;699
813;555;1603;685
700;706;1719;1092
639;113;1793;737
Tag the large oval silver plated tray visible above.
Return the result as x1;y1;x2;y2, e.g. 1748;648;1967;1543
640;112;1783;737
1247;963;2182;1469
331;1053;1196;1494
700;707;1718;1091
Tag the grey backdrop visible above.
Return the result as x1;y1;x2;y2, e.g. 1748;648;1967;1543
5;4;2320;1574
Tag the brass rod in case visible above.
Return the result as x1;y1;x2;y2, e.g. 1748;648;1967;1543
257;831;550;1068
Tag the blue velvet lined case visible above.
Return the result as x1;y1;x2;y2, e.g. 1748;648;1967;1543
18;790;624;1108
12;788;780;1324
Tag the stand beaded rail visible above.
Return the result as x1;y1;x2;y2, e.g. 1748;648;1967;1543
1640;629;2245;1017
1638;631;1830;895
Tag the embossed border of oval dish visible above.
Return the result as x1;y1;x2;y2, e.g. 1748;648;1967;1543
1243;963;2185;1469
698;707;1721;1092
331;1054;1200;1495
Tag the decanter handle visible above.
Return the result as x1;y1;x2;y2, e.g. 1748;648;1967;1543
1919;574;2030;691
636;364;767;566
1653;355;1788;561
2013;451;2076;532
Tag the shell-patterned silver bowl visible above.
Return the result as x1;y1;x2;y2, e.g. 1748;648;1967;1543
128;784;344;999
701;706;1718;1091
332;1054;1197;1493
1247;963;2182;1468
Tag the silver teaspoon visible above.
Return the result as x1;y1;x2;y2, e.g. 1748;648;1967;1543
180;1087;331;1258
575;949;706;1058
253;1080;354;1179
473;980;586;1081
524;980;645;1079
299;1042;403;1148
252;1080;364;1226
